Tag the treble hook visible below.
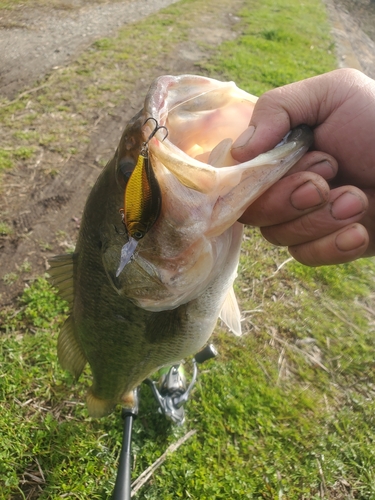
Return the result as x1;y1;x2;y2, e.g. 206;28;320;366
143;117;169;146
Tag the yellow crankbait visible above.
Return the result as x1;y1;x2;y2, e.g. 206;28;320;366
116;118;168;277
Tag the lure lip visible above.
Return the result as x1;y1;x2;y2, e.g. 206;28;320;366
116;237;139;277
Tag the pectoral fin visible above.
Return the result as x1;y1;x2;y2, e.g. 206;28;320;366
219;285;242;336
57;316;87;379
48;253;76;308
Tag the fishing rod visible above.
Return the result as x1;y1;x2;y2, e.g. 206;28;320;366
112;391;139;500
112;344;218;500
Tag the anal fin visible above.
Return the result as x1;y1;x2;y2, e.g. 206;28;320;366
86;390;115;418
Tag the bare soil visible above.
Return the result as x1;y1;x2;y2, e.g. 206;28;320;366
0;0;179;99
0;0;375;306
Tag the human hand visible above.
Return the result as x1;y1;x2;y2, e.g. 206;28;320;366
232;68;375;266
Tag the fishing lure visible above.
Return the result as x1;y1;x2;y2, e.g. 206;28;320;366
116;118;168;277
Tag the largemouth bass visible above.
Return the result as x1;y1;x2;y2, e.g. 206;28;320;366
49;75;313;417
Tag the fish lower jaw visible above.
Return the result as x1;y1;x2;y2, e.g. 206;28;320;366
124;262;223;311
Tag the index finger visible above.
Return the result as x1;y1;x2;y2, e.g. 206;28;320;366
239;170;330;227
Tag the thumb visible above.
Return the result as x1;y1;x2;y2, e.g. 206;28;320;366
231;87;292;162
231;74;332;162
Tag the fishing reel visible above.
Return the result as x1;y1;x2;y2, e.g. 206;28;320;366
144;343;218;425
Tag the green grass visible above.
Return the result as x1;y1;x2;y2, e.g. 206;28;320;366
203;0;336;95
0;148;13;170
0;222;12;235
3;0;375;498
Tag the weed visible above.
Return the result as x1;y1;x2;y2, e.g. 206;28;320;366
13;146;35;160
39;241;52;251
13;130;38;141
2;272;18;285
0;149;12;170
20;277;69;329
19;260;32;273
0;222;12;235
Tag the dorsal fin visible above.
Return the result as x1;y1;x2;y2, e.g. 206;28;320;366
48;253;76;308
219;285;242;336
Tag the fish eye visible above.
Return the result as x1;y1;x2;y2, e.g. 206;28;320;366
133;231;144;240
119;159;135;178
116;158;136;188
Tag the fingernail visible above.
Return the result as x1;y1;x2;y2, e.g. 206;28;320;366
290;181;324;210
331;192;365;220
307;160;335;180
232;126;255;149
335;225;366;252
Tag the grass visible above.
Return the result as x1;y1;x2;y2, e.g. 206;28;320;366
202;0;336;94
2;0;375;498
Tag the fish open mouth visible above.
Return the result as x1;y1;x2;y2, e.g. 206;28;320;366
114;75;313;312
145;75;257;172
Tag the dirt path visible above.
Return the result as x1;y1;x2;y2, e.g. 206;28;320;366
325;0;375;79
0;0;374;306
0;0;242;305
0;0;179;99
